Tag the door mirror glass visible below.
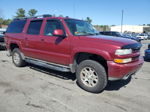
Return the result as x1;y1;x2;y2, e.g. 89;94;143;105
53;29;64;36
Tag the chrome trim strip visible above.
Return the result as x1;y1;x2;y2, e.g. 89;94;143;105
25;56;70;68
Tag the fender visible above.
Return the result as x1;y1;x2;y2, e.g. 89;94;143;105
5;33;23;51
70;47;112;64
8;39;23;53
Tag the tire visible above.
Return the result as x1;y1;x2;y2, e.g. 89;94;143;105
0;45;2;50
76;60;107;93
0;44;5;50
12;48;26;67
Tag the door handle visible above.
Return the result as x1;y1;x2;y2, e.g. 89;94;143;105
41;39;44;41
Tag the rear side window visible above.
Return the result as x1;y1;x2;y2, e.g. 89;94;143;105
101;32;105;35
27;20;42;35
6;20;26;33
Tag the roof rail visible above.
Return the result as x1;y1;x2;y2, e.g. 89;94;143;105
15;14;52;20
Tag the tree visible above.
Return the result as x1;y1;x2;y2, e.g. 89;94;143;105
147;24;150;26
94;25;110;31
86;17;92;23
15;8;26;18
28;9;37;17
3;19;12;25
0;18;3;27
0;18;3;24
59;14;63;17
0;18;12;26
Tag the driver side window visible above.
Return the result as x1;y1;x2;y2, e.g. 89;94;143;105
44;20;64;36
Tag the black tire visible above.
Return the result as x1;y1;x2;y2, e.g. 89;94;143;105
12;48;26;67
76;60;107;93
0;45;5;50
0;45;2;50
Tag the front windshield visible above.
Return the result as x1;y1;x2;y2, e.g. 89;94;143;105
65;19;98;36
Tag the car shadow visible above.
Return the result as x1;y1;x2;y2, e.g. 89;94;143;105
0;47;6;51
27;63;132;91
105;77;131;91
28;63;76;81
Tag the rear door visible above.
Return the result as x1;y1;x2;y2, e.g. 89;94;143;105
23;20;44;59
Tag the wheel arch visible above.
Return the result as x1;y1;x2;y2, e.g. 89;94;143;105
70;49;110;74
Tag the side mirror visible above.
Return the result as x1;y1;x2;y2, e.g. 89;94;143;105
53;29;65;37
3;31;5;35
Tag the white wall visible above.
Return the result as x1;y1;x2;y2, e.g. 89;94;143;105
111;25;149;33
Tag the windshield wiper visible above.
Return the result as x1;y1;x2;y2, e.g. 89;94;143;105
75;32;97;36
86;32;97;35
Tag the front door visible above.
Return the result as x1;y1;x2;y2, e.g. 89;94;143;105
40;19;71;65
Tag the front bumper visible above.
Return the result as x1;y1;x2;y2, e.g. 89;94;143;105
107;56;144;81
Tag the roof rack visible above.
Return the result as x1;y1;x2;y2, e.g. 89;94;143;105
15;14;52;20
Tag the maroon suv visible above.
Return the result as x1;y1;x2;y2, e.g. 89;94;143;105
5;15;144;93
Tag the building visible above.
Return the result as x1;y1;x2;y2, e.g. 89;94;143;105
111;25;150;33
0;24;8;29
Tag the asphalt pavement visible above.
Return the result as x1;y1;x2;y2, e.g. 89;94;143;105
0;40;150;112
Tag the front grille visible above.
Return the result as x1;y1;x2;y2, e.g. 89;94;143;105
0;38;4;42
132;49;140;53
132;55;140;61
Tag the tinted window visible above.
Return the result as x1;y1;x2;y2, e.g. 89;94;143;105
104;32;111;35
6;20;26;33
112;32;117;36
27;20;42;35
139;34;144;36
100;32;104;35
44;20;64;36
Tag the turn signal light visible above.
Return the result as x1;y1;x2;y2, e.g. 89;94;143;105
114;58;132;63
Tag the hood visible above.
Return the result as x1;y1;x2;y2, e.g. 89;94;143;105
79;35;137;47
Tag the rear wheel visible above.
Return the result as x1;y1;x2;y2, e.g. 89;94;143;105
0;44;5;50
76;60;107;93
12;48;26;67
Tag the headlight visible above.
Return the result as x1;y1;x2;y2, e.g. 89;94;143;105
114;58;132;63
115;49;132;55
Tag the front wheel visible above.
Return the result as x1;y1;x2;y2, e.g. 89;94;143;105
76;60;107;93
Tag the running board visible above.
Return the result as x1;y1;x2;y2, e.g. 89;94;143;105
25;58;71;72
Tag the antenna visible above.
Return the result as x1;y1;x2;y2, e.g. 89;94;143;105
73;0;76;17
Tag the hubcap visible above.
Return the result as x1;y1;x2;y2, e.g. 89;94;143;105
80;67;98;87
13;53;20;64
